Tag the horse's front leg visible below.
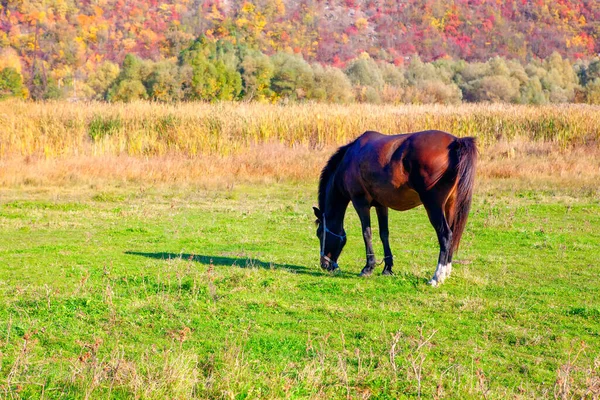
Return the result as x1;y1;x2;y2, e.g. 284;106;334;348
353;199;376;276
375;206;394;275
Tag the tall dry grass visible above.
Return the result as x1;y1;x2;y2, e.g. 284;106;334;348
0;100;599;188
1;100;599;158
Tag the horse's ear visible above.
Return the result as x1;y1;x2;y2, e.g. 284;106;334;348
313;207;323;221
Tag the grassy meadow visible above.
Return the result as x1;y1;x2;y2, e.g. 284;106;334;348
0;101;599;398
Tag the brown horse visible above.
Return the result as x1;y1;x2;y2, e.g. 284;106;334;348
313;130;477;286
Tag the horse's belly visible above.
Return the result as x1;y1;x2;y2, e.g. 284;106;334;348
374;186;422;211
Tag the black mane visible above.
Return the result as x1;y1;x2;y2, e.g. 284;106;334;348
318;139;356;212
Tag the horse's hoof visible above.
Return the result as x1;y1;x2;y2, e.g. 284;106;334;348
359;269;373;277
382;269;394;276
428;279;439;287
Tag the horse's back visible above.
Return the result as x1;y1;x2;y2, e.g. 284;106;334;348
343;130;459;210
349;129;456;173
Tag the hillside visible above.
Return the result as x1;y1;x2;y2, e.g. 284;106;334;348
1;0;600;103
2;0;599;68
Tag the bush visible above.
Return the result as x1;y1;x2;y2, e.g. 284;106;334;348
240;51;274;101
107;79;148;102
519;77;547;104
585;78;600;104
179;37;242;101
87;61;120;100
270;52;314;100
106;54;148;102
353;86;381;104
311;64;354;103
379;62;406;87
466;75;520;103
0;67;27;99
405;56;440;85
380;85;405;104
404;80;462;104
146;61;185;102
345;56;384;88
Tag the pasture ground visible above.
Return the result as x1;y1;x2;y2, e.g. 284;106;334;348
0;180;599;398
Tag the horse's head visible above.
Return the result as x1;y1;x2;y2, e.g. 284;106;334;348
313;207;346;271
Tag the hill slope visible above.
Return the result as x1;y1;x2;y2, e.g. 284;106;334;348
1;0;599;74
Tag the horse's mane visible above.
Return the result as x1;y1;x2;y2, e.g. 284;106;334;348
318;139;356;212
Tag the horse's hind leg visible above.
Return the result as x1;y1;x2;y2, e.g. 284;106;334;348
443;191;457;278
422;196;452;286
375;206;394;275
353;198;377;277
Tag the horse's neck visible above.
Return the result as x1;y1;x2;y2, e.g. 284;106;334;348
324;181;349;232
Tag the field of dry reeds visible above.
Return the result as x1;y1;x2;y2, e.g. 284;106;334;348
0;100;599;189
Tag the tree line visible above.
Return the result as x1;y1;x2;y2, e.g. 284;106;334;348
2;37;600;104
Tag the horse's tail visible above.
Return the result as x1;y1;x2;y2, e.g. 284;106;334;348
450;137;477;253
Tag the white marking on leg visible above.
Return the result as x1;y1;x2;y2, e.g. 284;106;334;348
429;263;445;286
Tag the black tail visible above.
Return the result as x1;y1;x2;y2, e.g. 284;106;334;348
450;137;477;253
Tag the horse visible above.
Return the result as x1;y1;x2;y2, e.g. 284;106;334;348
313;130;477;286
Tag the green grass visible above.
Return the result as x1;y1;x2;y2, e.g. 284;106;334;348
0;183;599;398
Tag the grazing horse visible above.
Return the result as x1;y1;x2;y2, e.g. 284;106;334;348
313;130;477;286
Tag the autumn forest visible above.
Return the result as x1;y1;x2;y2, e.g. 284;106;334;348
1;0;600;103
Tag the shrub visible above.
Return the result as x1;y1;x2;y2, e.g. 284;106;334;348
87;61;120;100
0;67;27;99
466;75;520;103
585;78;600;104
353;86;382;104
107;79;148;102
179;38;242;101
379;62;406;87
88;115;123;141
404;80;462;104
270;52;315;100
146;61;185;102
345;56;384;88
405;56;440;85
240;51;274;101
311;64;354;103
106;54;148;102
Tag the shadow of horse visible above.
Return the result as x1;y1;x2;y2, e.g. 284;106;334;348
124;251;351;278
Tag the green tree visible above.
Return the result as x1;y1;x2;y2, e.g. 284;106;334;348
537;52;578;103
179;37;242;101
519;76;547;104
585;78;600;104
405;56;439;85
470;75;520;103
87;61;120;100
106;54;148;102
459;57;521;103
311;64;353;103
0;67;27;99
345;56;384;88
270;52;315;100
240;51;274;101
43;77;63;100
379;62;406;87
585;59;600;83
146;61;185;102
107;80;148;102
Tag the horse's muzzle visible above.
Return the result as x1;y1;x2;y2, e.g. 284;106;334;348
320;256;339;272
